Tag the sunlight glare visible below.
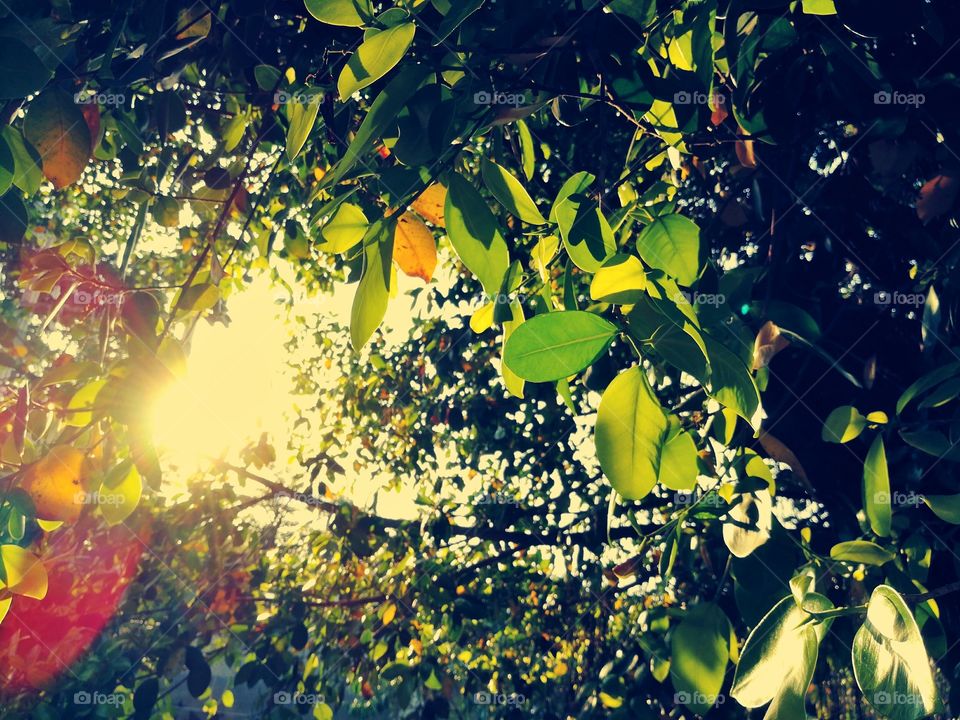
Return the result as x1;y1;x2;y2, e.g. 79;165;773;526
148;277;290;475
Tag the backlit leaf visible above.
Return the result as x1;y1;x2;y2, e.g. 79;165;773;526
338;24;416;99
444;172;509;296
595;366;668;500
503;311;618;383
480;157;547;224
23;89;92;189
636;215;701;286
393;212;437;282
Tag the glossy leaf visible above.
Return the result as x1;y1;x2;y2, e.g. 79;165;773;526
863;435;891;537
503;311;618;383
589;254;647;304
853;585;938;720
480;157;546;224
829;540;895;566
595;366;668;500
338;24;416;99
305;0;372;26
444;172;509;295
670;603;730;715
636;215;701;286
822;405;867;443
351;222;393;351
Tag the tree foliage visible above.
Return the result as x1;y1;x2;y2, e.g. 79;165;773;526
0;0;959;718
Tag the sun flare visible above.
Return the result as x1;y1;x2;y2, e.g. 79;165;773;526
147;278;291;474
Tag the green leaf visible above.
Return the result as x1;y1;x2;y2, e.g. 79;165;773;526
555;192;616;272
517;119;535;180
829;540;895;566
670;603;731;715
501;302;525;398
433;0;484;43
731;593;834;710
0;39;52;100
704;335;762;428
863;435;891;537
896;363;960;415
254;64;282;90
822;405;867;443
480;158;546;224
444;172;509;295
321;203;368;253
636;215;701;286
99;463;142;525
853;585;939;720
177;283;220;315
286;91;321;160
549;171;594;223
350;221;393;351
595;366;668;500
802;0;837;14
320;65;428;190
2;127;42;195
923;494;960;523
305;0;372;26
503;311;618;383
589;253;648;304
657;421;698;491
338;24;416;99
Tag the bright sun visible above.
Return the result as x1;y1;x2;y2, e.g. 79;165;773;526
147;277;291;474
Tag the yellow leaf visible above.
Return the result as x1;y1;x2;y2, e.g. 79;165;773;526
21;445;86;523
393;212;437;283
63;378;106;427
381;602;397;626
599;691;623;708
589;254;647;304
469;303;495;334
99;463;142;526
411;183;446;227
0;545;48;599
0;597;10;625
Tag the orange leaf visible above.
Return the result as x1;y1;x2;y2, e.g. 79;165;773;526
21;445;86;523
752;320;790;370
393;212;437;283
917;174;958;223
23;90;91;189
411;183;446;227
